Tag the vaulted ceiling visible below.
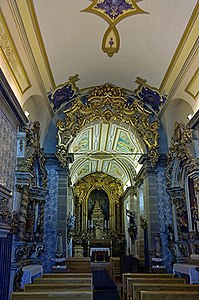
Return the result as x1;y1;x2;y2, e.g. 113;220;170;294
0;0;198;188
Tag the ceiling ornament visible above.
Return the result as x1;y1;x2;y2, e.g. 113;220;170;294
48;74;79;112
74;172;123;205
56;82;160;168
81;0;148;57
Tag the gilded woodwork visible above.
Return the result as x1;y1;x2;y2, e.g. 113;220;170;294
74;172;123;205
73;172;123;235
140;216;147;230
166;122;199;258
56;83;160;168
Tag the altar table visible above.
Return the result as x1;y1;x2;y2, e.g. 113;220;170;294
90;247;110;262
21;264;43;288
173;263;199;284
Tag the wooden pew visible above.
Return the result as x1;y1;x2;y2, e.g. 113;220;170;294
140;290;199;300
42;272;92;279
66;257;91;273
110;257;120;281
133;283;199;300
34;277;92;285
11;290;92;300
24;283;92;292
126;277;186;300
122;273;174;300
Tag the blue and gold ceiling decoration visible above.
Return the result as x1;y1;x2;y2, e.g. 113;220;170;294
82;0;148;57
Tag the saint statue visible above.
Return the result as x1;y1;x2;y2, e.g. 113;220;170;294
155;233;162;258
55;231;63;258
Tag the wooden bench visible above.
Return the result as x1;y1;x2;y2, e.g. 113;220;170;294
133;283;199;300
110;257;120;281
140;290;199;300
122;273;174;300
66;257;91;273
34;277;92;285
24;283;92;292
11;290;92;300
42;272;92;279
126;277;186;300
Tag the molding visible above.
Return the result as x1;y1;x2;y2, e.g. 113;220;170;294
0;9;31;95
159;1;199;94
8;0;53;117
27;0;56;90
0;69;28;125
185;67;199;100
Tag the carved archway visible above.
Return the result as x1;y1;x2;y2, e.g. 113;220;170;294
56;83;160;168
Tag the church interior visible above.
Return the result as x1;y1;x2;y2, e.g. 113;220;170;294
0;1;199;299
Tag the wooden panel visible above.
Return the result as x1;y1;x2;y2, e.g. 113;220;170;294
66;258;91;273
34;278;92;284
25;283;92;292
133;283;199;300
140;290;199;300
122;273;174;300
42;273;92;278
11;291;92;300
126;278;186;300
110;257;120;279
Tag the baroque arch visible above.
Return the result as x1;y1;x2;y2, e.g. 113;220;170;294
55;83;160;168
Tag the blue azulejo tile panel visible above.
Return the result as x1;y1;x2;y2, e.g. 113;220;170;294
156;167;174;273
41;167;58;273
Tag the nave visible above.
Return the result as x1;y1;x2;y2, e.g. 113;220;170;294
11;257;199;300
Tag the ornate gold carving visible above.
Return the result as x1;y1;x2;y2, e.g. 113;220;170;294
166;122;199;190
140;216;147;230
81;1;148;57
56;83;160;167
24;121;47;188
74;172;123;205
0;10;31;95
0;197;12;223
18;186;29;241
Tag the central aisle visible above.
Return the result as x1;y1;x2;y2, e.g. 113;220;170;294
92;269;121;300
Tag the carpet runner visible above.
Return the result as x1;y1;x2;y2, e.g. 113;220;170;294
92;269;120;300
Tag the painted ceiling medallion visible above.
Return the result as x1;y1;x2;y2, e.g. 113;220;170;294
82;0;148;57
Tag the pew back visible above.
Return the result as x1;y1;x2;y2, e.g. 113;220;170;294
11;290;93;300
43;273;92;278
24;283;92;292
126;277;186;300
140;290;199;300
122;273;174;300
133;283;199;300
34;277;92;284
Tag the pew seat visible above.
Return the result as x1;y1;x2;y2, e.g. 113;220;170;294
133;283;199;300
24;283;92;292
126;277;186;300
140;290;199;300
11;290;92;300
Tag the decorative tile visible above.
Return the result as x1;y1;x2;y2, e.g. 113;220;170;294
157;167;174;273
40;167;58;273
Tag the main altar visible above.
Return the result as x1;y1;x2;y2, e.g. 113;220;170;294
71;173;126;259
